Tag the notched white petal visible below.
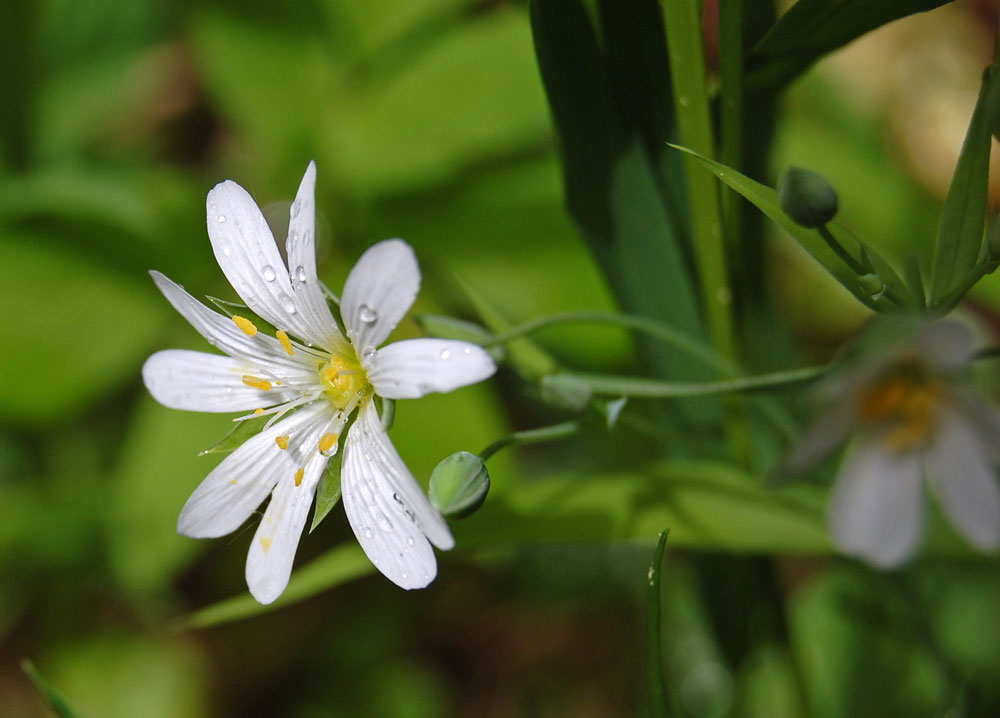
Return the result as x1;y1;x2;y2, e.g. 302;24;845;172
143;349;299;412
368;339;497;399
245;455;327;604
828;439;924;568
177;403;330;540
341;401;452;589
926;412;1000;550
341;239;420;353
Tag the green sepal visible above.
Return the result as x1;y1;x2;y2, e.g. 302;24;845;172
309;456;342;534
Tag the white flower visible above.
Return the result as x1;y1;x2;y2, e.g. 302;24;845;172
783;320;1000;568
142;162;497;603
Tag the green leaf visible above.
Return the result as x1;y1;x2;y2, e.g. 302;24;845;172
928;66;1000;305
21;659;79;718
670;145;910;310
309;457;342;534
198;415;268;456
747;0;953;93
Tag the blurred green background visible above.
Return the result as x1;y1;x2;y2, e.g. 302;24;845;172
3;0;1000;715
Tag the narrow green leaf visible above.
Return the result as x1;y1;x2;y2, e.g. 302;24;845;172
670;145;910;310
198;415;268;456
747;0;952;92
21;659;79;718
309;457;342;533
928;66;999;305
647;531;670;718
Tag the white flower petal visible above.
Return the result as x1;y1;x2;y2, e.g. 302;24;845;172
341;400;453;589
367;339;497;399
926;412;1000;550
285;162;349;353
340;239;420;354
828;439;924;568
778;400;855;476
177;402;331;539
143;349;302;412
915;320;974;369
245;453;327;604
150;271;308;375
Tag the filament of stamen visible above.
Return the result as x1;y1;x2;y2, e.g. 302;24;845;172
232;315;258;337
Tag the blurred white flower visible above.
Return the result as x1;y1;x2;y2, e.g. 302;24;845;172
782;320;1000;568
143;162;496;603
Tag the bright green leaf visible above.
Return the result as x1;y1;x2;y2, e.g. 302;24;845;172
21;659;79;718
309;457;343;534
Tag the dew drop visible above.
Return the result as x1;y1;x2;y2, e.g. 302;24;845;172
278;293;297;314
362;348;376;361
217;215;226;223
358;304;378;324
406;536;415;546
463;346;471;355
262;265;276;282
290;200;301;218
378;517;393;532
439;349;451;361
363;528;373;539
295;265;307;283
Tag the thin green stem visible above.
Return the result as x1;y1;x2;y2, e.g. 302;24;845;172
662;0;735;362
561;364;828;399
478;420;581;462
816;224;866;275
648;530;670;718
719;0;744;254
486;310;735;376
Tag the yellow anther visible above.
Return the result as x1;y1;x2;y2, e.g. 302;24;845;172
276;329;295;356
242;375;273;392
858;365;942;453
275;435;289;450
260;536;272;551
294;467;304;486
253;408;264;416
232;315;258;337
318;432;338;453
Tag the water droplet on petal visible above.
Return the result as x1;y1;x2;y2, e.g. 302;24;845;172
262;265;276;282
217;215;226;223
363;528;373;539
406;536;415;546
290;200;300;218
362;348;376;361
359;304;378;324
463;346;471;355
295;265;307;283
439;349;451;360
378;517;393;532
278;293;297;314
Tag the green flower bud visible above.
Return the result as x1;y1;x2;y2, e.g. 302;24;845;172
540;373;592;411
857;273;886;300
429;451;490;518
778;166;839;228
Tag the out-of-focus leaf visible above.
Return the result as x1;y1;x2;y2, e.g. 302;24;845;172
928;66;999;306
21;659;79;718
309;457;342;533
672;146;910;310
0;234;168;424
747;0;953;92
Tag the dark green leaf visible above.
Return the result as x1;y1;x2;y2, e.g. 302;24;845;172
928;66;1000;305
309;456;342;534
747;0;953;92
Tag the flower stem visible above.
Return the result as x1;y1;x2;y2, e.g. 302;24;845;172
647;530;670;718
559;365;828;399
478;420;581;462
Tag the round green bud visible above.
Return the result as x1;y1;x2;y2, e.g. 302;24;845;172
428;451;490;519
857;273;885;299
778;166;839;228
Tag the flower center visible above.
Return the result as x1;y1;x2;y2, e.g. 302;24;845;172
320;354;371;410
857;363;942;452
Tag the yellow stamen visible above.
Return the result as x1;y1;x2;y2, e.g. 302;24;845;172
232;315;257;337
276;329;295;356
242;375;273;392
294;467;304;486
318;432;338;453
253;408;264;416
321;355;369;410
858;368;942;453
275;435;289;450
260;536;272;551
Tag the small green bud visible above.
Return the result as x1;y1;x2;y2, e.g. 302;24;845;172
540;373;592;411
857;273;885;300
778;166;839;228
429;451;490;518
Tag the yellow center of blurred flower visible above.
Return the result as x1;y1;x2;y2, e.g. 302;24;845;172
320;354;370;410
858;364;942;452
